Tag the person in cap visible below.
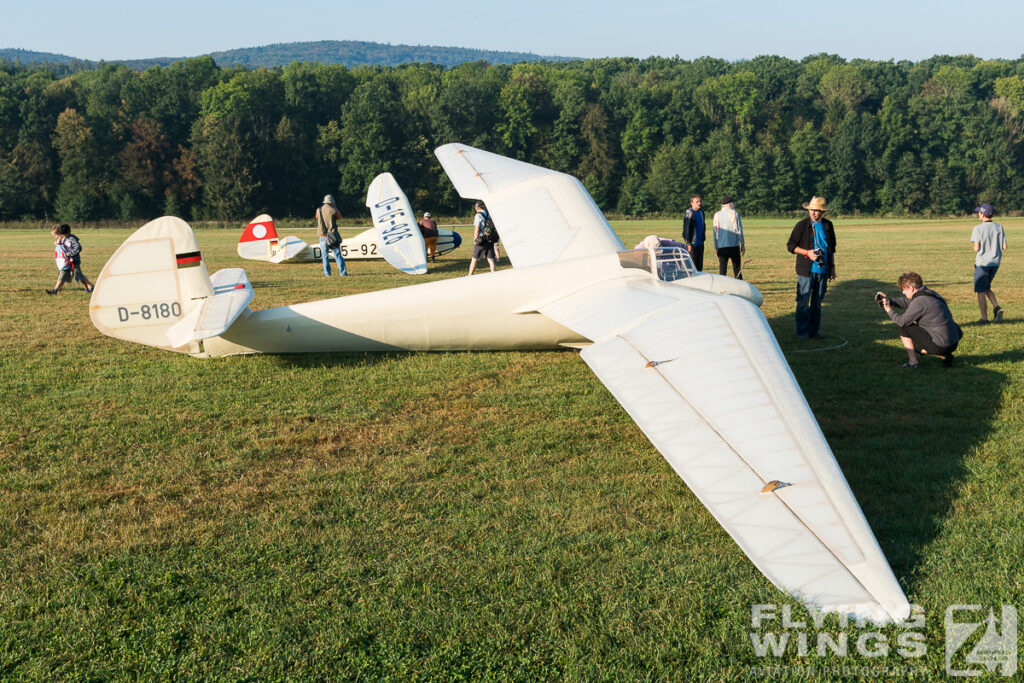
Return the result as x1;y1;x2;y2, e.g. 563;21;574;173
877;271;962;368
681;194;707;271
418;211;439;262
786;196;837;339
713;196;745;279
315;194;346;277
970;203;1007;323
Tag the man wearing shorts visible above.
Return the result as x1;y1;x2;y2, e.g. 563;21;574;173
467;201;498;276
970;203;1007;323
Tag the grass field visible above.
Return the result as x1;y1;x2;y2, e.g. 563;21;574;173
1;216;1022;680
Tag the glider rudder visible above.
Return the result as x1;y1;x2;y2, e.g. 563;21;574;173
238;214;279;261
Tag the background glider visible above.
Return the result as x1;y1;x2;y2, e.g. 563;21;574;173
237;213;461;268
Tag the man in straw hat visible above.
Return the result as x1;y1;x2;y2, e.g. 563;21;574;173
787;196;836;339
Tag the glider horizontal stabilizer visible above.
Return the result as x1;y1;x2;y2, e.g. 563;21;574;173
165;268;253;348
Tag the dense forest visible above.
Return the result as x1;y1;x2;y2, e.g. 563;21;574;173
1;53;1023;222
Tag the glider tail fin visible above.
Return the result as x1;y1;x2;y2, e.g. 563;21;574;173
90;216;251;355
238;214;279;260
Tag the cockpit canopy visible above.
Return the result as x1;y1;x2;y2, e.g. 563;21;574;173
617;246;698;282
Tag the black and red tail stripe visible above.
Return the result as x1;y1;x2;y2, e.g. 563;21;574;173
176;251;202;269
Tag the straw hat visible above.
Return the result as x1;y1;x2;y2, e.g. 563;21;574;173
802;196;829;212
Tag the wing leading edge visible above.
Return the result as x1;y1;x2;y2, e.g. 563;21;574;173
540;280;910;622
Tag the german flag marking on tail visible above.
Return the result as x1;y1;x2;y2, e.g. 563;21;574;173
176;251;202;268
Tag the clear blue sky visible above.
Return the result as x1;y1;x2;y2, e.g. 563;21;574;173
5;0;1023;62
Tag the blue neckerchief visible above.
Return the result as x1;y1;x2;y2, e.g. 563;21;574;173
811;220;828;273
693;210;705;245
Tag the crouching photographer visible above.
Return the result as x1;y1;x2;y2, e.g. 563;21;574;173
877;272;963;369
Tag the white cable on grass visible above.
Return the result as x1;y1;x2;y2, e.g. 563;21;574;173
790;335;849;353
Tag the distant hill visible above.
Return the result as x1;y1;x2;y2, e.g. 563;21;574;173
0;47;88;66
0;40;576;71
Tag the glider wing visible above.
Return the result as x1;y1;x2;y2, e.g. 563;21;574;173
435;143;624;268
539;281;911;622
366;172;428;275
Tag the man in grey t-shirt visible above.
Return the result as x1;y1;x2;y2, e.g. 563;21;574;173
970;203;1007;323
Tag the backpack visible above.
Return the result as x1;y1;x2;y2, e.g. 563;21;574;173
476;212;499;245
64;234;83;259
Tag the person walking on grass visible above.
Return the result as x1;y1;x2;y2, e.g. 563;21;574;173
468;201;499;276
970;203;1007;324
46;226;73;294
46;223;93;294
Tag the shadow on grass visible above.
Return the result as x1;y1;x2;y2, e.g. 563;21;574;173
769;277;1018;600
424;257;513;276
230;270;1008;605
268;350;415;370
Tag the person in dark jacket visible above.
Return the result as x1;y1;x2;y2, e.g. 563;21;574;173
879;272;962;368
786;196;837;339
681;195;706;271
418;211;439;262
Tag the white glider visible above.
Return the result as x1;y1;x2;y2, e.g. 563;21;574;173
236;212;462;268
89;144;911;623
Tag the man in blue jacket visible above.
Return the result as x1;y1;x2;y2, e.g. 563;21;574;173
786;196;836;339
682;195;707;271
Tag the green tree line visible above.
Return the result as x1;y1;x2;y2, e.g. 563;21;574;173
2;53;1024;222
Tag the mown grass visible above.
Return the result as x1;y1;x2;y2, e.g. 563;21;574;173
1;217;1022;680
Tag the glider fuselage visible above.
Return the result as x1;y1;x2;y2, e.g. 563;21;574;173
202;252;618;357
200;250;761;358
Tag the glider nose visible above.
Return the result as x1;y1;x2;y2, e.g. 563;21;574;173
452;231;463;249
738;280;764;307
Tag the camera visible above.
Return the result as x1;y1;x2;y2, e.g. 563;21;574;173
813;248;823;259
875;292;885;308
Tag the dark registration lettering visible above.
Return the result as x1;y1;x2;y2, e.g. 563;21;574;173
116;301;182;322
